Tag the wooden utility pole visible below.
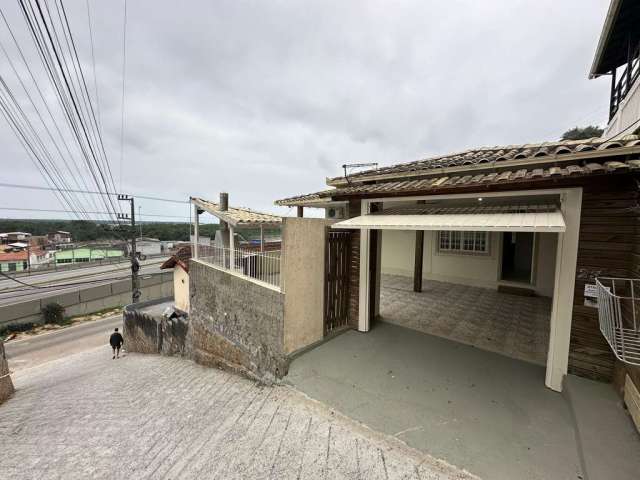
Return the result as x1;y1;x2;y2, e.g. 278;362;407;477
118;194;140;304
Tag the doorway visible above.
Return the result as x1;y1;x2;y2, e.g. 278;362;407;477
501;232;534;284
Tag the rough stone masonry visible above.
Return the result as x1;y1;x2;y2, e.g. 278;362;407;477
0;340;14;403
188;260;288;381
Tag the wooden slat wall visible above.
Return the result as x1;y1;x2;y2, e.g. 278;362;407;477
612;182;640;397
569;179;639;381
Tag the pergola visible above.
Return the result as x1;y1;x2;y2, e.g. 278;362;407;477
190;195;282;265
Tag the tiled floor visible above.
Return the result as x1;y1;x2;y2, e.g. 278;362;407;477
380;274;551;365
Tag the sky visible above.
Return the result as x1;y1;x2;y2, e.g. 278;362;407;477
0;0;612;223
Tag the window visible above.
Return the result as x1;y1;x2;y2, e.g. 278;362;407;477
438;231;489;255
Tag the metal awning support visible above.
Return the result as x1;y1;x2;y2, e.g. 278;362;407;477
331;205;566;232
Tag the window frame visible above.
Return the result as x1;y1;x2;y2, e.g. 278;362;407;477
437;230;490;256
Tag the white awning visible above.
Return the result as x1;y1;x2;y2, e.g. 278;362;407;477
331;206;566;232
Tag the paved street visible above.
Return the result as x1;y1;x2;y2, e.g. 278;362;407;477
0;260;164;305
5;315;122;372
0;349;476;480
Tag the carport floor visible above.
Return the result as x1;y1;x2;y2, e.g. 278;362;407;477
287;322;583;480
380;275;551;365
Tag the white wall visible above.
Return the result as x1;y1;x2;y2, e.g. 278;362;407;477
174;267;190;312
604;75;640;138
381;229;557;297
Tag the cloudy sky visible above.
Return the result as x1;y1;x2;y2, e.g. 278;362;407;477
0;0;612;223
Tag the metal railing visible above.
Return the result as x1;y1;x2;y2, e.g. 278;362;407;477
196;244;281;290
596;277;640;365
610;42;640;119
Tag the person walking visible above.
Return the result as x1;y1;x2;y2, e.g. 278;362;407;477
109;328;124;359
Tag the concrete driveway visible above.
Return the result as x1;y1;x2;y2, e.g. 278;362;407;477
0;346;476;480
286;322;640;480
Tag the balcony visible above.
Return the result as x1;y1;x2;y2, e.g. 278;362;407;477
610;42;640;120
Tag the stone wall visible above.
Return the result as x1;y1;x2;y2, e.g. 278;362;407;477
0;340;14;404
188;260;287;381
123;300;189;357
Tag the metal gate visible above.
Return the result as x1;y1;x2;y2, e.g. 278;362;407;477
324;230;351;335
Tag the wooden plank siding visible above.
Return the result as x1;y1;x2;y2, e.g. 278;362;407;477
569;178;639;382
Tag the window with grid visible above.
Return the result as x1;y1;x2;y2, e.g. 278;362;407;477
438;231;489;254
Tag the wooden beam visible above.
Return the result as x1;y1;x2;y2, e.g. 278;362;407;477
413;230;424;292
297;206;304;217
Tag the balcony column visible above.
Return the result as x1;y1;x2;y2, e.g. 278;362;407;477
193;203;199;259
229;225;235;271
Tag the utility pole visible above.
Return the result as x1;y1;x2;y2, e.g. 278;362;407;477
117;194;140;304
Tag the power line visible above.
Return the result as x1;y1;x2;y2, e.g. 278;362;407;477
16;0;118;222
0;8;100;218
0;182;189;204
119;0;127;191
85;0;101;133
0;206;190;219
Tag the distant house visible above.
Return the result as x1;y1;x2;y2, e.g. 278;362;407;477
0;232;31;244
0;250;28;272
47;231;72;244
135;237;161;258
55;247;124;264
160;246;192;313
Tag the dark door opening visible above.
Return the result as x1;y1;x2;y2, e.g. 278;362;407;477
501;232;534;284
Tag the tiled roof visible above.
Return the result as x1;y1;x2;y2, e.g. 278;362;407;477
0;250;28;262
326;135;640;186
275;159;640;206
192;197;282;227
161;245;192;272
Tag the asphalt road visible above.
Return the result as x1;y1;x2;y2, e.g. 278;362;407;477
4;314;123;372
0;261;164;305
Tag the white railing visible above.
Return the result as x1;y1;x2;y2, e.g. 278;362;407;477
596;277;640;366
196;244;281;290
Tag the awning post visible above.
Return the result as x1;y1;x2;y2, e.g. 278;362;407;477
413;230;424;292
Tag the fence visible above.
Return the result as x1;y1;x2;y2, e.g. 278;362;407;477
197;244;281;290
596;277;640;366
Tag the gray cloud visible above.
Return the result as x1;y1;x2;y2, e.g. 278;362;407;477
0;0;611;221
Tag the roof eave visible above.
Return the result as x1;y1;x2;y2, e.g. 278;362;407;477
325;146;640;187
589;0;623;78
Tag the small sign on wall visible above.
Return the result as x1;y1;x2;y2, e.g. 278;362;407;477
584;283;609;308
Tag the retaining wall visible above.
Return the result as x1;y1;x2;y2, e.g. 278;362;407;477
0;340;13;403
0;273;173;328
123;299;188;356
189;260;287;381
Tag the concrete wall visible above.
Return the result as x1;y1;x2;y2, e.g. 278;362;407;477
173;267;190;312
188;260;287;381
381;230;557;297
281;218;334;354
0;340;13;404
0;273;173;329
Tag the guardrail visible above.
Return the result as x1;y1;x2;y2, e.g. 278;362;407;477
197;244;281;290
596;277;640;366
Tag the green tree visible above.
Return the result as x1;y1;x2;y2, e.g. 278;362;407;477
561;126;604;141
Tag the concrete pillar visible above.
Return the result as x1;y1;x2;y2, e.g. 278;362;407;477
297;206;304;217
193;203;200;259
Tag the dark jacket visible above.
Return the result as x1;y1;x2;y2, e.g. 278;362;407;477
110;332;124;348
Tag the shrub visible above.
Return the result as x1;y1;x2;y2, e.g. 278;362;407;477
0;322;35;339
42;303;66;325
